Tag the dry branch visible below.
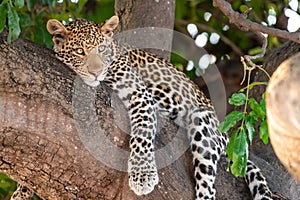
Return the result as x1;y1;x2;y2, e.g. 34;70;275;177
212;0;300;44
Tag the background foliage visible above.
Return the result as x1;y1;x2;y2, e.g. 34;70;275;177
0;0;115;47
0;0;296;197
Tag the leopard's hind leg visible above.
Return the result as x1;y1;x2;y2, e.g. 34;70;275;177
187;108;287;200
187;108;228;200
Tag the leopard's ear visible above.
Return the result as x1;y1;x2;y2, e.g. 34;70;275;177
46;19;68;46
100;15;119;37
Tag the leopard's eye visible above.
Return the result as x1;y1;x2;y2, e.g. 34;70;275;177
75;48;85;56
98;45;106;53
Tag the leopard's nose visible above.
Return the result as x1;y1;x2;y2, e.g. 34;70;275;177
86;48;104;77
88;68;102;77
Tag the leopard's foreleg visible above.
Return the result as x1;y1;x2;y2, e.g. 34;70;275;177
105;63;158;195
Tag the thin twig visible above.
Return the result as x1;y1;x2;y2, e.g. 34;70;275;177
244;31;267;69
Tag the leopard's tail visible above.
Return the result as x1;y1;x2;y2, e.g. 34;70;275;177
245;160;289;200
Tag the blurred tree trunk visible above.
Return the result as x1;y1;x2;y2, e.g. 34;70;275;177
246;41;300;200
114;0;175;60
1;0;300;199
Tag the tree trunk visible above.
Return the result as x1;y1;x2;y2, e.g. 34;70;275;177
114;0;175;60
266;52;300;182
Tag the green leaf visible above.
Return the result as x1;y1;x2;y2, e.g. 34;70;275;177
240;5;249;13
260;95;266;111
219;111;244;133
174;63;184;71
175;0;187;19
0;173;9;179
230;129;248;177
47;0;56;11
78;0;88;9
0;2;8;33
249;98;265;119
15;0;24;8
229;93;246;106
7;5;21;42
233;129;248;156
261;92;266;99
218;120;232;133
226;129;238;159
245;115;255;143
19;12;32;28
226;111;245;124
249;110;258;121
0;181;12;188
26;0;35;11
259;120;269;144
231;150;248;177
248;46;262;56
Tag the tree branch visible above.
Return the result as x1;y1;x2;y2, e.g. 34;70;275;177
0;32;196;199
212;0;300;44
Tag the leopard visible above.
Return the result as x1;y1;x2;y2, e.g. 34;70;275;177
10;184;33;200
33;15;285;199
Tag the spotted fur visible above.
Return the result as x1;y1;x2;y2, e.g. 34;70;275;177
245;160;288;200
10;184;33;200
45;15;284;199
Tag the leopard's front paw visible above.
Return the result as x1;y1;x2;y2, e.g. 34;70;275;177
129;169;159;195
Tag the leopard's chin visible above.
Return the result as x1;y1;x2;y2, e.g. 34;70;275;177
84;80;100;87
80;75;100;87
81;70;107;87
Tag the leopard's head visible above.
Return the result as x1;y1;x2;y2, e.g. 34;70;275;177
46;16;119;87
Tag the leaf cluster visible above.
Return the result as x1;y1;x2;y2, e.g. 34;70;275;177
219;89;269;177
0;0;23;43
